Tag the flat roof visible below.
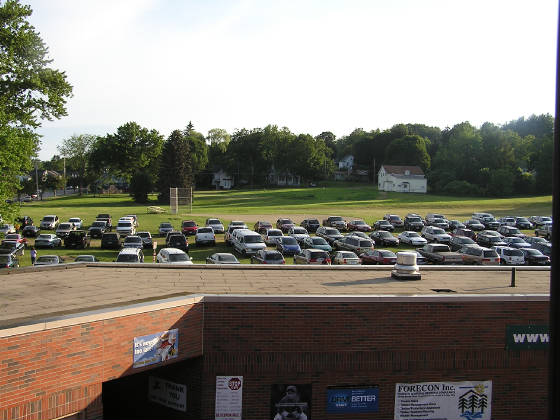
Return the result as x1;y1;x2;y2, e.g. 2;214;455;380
0;264;550;331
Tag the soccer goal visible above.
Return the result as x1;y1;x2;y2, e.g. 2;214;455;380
169;187;192;214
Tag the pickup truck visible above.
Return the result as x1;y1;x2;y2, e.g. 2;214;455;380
322;216;347;231
417;243;463;264
96;213;112;230
535;223;552;240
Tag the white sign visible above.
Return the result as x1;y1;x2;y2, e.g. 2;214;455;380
215;376;243;420
148;376;187;412
394;381;492;420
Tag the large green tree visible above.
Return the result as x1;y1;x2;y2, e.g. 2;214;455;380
0;0;72;220
57;134;97;193
157;129;192;202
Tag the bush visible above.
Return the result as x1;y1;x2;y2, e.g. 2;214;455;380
441;180;481;196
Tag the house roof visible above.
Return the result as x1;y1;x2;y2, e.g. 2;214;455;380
381;165;425;176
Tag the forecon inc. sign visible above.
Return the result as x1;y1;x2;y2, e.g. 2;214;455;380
506;325;549;349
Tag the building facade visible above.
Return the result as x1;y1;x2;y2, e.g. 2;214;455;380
378;165;427;193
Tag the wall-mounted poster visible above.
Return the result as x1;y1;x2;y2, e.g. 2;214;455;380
327;386;378;413
215;376;243;420
148;376;186;412
394;381;492;420
133;329;178;368
271;384;312;420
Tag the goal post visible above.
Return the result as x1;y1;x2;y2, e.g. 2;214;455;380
169;187;192;214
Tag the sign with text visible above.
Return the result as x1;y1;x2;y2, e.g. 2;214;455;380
394;381;492;420
148;376;186;412
133;329;178;368
215;376;243;420
506;325;549;349
327;387;378;413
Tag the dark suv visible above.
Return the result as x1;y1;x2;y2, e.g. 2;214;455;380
300;218;320;233
404;214;424;231
101;232;120;249
166;232;189;252
64;230;91;249
88;220;108;238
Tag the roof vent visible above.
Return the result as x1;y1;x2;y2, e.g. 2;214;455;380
391;251;421;281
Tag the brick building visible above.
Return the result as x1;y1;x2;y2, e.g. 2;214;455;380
0;264;550;419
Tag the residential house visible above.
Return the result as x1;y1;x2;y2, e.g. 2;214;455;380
378;165;427;193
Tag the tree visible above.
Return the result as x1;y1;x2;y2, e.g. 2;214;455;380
129;170;153;203
157;130;192;202
384;135;431;172
207;128;231;146
57;134;97;193
0;0;72;220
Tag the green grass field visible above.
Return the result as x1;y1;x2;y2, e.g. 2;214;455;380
4;185;552;267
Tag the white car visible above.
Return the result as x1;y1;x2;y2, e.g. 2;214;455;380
156;248;193;264
195;227;216;246
421;226;451;243
40;215;59;230
332;251;360;265
398;231;428;246
288;226;310;244
0;224;16;235
122;235;143;249
116;220;136;237
68;217;83;229
263;228;283;245
205;218;224;234
493;246;525;265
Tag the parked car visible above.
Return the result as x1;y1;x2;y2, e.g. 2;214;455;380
497;225;525;238
334;235;374;254
276;218;296;233
413;251;427;265
300;218;320;233
16;215;33;228
156;248;192;264
359;249;397;265
250;249;285;264
205;253;240;264
205;218;224;234
464;219;485;231
34;233;61;248
124;214;139;227
293;248;331;265
322;216;348;231
480;216;500;230
472;212;494;221
347;231;370;239
158;222;175;237
232;230;266;255
74;255;99;263
383;214;404;229
520;248;550;266
22;225;40;237
39;215;59;230
459;245;500;265
34;255;64;266
228;221;248;229
530;216;553;227
181;220;198;236
96;213;112;230
503;236;531;249
301;236;332;252
498;216;517;227
68;217;83;229
403;214;425;231
476;232;507;248
449;235;477;251
225;225;247;245
0;253;19;268
372;220;394;232
370;230;399;247
534;223;553;240
525;236;550;248
0;241;25;257
397;231;427;247
452;227;477;241
254;221;273;233
4;233;27;246
493;246;525;265
421;226;451;244
55;222;76;238
166;232;189;253
287;227;309;244
315;226;344;245
195;227;216;246
137;231;153;248
425;214;449;229
64;230;91;249
448;220;466;231
116;247;144;263
262;228;283;246
88;220;108;238
101;232;121;250
347;219;372;232
332;250;360;265
276;236;301;256
533;242;552;257
116;220;136;237
122;235;144;249
515;217;533;230
0;224;16;235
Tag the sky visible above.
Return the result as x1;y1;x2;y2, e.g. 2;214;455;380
25;0;558;160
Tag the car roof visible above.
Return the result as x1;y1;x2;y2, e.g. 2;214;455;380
161;247;187;254
118;248;142;254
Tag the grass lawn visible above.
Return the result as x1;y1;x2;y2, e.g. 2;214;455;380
5;184;552;267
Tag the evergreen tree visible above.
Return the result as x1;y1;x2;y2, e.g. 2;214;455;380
157;130;192;202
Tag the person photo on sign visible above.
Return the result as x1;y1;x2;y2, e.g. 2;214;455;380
156;331;176;361
273;385;308;420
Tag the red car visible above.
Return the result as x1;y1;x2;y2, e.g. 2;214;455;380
181;220;198;235
276;218;295;233
3;233;27;246
359;249;397;265
347;219;372;232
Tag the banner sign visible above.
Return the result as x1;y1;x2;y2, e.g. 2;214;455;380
215;376;243;420
506;325;549;349
327;387;378;413
394;381;492;420
148;376;186;412
271;384;312;420
133;329;178;368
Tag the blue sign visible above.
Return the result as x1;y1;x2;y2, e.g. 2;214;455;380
133;329;179;368
327;387;378;413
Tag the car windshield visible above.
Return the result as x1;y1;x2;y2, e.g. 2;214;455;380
124;237;141;243
245;235;263;244
340;252;357;258
504;249;523;256
510;228;521;234
118;222;132;227
69;218;80;222
169;253;190;262
526;249;543;256
308;219;319;224
310;251;328;259
325;228;340;235
37;234;52;240
282;237;297;245
353;220;366;225
407;232;420;238
92;222;106;227
138;232;150;238
389;216;401;221
267;230;282;236
331;217;343;221
488;236;502;243
160;223;172;228
117;254;139;262
409;217;422;222
265;253;284;260
432;228;445;234
312;237;328;245
380;251;396;257
170;237;186;244
207;219;220;225
183;221;196;227
218;254;237;262
359;240;372;247
279;219;293;224
509;238;523;243
292;228;306;234
58;223;72;229
483;250;499;257
198;228;213;233
43;217;55;222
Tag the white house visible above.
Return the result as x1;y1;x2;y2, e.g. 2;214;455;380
378;165;427;193
267;168;301;186
338;155;354;170
212;169;233;190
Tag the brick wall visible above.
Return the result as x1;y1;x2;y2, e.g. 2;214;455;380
201;300;549;419
0;303;203;420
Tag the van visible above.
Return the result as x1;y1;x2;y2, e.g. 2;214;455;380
232;229;266;256
116;247;144;263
